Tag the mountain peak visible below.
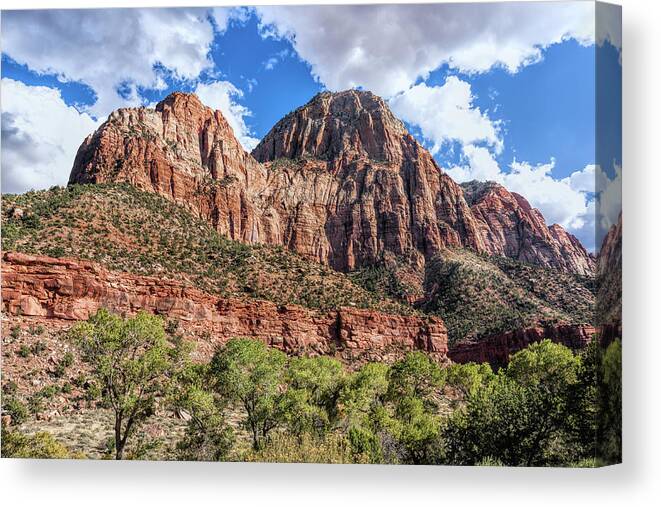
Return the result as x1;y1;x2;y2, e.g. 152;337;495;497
252;88;411;163
155;91;205;111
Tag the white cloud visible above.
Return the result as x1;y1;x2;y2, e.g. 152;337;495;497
263;57;279;71
1;79;100;194
504;160;590;230
596;163;622;241
257;2;594;98
596;3;622;51
1;8;224;116
194;81;259;151
389;77;502;155
446;145;503;183
446;145;597;250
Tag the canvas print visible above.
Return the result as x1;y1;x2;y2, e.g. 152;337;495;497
0;2;621;466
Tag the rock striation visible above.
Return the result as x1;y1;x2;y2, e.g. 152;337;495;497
1;252;448;364
462;181;594;275
596;214;622;342
69;90;594;276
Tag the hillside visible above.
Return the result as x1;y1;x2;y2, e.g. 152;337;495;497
1;183;409;315
2;182;595;351
422;249;595;344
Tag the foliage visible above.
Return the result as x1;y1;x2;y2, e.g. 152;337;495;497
443;362;495;398
282;356;345;437
67;309;190;459
3;397;29;425
209;339;287;450
1;183;410;316
2;429;83;459
242;432;363;464
444;340;587;466
172;364;234;461
422;250;595;343
600;340;622;463
385;353;446;463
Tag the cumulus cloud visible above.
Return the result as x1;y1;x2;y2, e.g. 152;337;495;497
1;79;100;194
256;2;594;98
194;81;260;151
1;8;227;116
389;77;502;155
445;145;503;182
446;146;598;250
596;2;622;51
596;163;622;241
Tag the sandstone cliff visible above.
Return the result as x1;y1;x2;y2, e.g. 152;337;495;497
462;180;594;275
1;252;448;365
69;90;593;276
596;214;622;334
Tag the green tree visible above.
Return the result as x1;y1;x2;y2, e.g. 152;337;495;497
68;309;189;460
172;364;234;461
443;362;494;398
386;353;446;464
600;339;622;463
338;362;392;463
282;355;345;437
445;341;583;466
387;352;444;404
209;339;286;450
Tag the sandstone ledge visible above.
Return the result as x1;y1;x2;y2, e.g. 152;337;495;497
1;252;448;365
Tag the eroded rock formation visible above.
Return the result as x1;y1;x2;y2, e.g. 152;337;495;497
1;252;448;364
69;90;594;276
462;181;594;275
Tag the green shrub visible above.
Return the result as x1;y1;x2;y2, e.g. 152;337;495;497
1;430;82;459
243;432;363;464
30;340;47;356
3;397;29;425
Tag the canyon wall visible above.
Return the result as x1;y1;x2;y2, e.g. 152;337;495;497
1;252;448;364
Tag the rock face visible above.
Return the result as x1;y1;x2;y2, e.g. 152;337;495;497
1;252;448;364
461;181;594;275
69;90;593;276
69;92;271;244
596;214;622;340
448;324;597;367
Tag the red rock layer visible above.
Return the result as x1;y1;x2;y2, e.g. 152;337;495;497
596;213;622;331
447;324;597;367
1;252;448;364
463;181;594;275
69;90;594;276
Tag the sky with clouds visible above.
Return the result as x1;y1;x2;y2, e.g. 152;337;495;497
1;3;621;251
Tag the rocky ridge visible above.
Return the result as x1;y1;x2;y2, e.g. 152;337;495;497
1;252;448;365
69;90;594;276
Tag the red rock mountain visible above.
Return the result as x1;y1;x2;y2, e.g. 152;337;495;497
69;90;593;275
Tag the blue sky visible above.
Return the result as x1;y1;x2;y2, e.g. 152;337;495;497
1;3;621;250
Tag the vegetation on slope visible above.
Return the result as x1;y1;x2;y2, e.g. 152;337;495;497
2;184;595;342
1;184;410;315
422;249;595;344
2;310;621;465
